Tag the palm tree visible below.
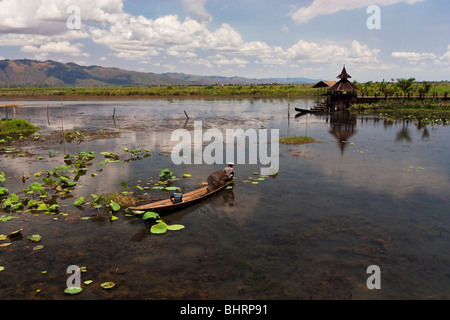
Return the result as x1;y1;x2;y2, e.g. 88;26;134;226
396;78;416;98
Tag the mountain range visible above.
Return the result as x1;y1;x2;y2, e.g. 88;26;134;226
0;59;318;87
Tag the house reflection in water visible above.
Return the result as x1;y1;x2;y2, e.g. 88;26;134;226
328;111;357;154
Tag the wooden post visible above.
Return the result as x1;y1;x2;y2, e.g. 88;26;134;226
47;105;50;125
60;101;64;132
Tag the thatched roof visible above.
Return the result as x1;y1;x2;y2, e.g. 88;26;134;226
337;65;351;79
312;80;336;88
328;79;359;92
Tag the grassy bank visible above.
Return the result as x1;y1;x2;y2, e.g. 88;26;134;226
351;99;450;113
0;84;317;98
0;119;39;136
279;136;317;144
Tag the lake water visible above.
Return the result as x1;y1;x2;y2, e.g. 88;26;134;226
0;98;449;300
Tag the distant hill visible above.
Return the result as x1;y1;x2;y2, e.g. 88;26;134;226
0;59;318;87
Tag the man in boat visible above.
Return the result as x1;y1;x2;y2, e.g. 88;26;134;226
170;188;183;204
223;162;235;182
207;162;235;192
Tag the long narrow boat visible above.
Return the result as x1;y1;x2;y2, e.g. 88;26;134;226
130;182;232;214
295;106;317;113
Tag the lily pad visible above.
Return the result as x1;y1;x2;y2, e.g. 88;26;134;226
73;196;84;206
110;201;121;211
27;234;42;242
64;287;83;295
167;224;185;231
143;211;159;220
84;280;93;285
100;282;115;289
150;221;168;234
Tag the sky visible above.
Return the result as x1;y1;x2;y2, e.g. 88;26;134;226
0;0;449;82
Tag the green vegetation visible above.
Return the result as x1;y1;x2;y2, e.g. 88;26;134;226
99;192;139;209
0;146;185;239
279;136;317;144
0;84;317;97
0;119;39;136
354;80;450;97
395;78;416;97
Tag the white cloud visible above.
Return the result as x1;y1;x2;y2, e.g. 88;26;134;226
0;0;127;33
0;0;123;59
285;39;379;65
392;51;437;64
181;0;212;24
20;41;89;60
214;54;248;67
392;46;450;66
289;0;426;24
437;45;450;64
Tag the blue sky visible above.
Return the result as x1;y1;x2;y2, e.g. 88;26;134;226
0;0;449;82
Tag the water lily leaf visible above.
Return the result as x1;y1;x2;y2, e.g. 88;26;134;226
0;243;11;247
10;193;19;203
120;180;129;189
100;282;115;289
143;211;159;220
64;287;83;295
110;215;118;221
167;224;185;231
152;186;165;190
7;228;22;238
182;174;191;178
48;204;60;212
30;182;43;191
27;234;42;242
110;201;120;211
73;196;84;206
0;266;4;271
33;245;44;250
84;280;93;285
37;203;48;211
165;186;178;191
150;221;168;234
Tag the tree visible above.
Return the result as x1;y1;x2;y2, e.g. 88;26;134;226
418;82;433;97
395;78;416;97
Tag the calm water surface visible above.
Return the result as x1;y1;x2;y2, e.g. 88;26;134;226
0;98;449;299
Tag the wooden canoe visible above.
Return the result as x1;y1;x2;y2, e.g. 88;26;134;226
130;182;233;213
295;107;317;113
